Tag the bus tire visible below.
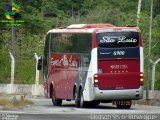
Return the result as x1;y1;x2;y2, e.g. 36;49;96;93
75;88;80;107
79;89;87;108
92;101;100;106
51;88;62;106
75;99;80;107
86;101;100;108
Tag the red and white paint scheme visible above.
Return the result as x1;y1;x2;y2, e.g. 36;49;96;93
41;24;144;109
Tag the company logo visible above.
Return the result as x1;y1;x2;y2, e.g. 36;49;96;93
1;2;24;26
100;36;137;44
51;55;78;67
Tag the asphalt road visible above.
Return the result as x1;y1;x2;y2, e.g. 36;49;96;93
0;98;160;120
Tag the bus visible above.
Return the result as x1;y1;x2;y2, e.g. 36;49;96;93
38;24;144;109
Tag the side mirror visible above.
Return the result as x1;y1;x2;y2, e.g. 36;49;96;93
37;56;42;70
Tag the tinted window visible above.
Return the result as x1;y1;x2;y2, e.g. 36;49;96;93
50;33;92;53
44;34;50;54
43;33;50;80
96;31;139;48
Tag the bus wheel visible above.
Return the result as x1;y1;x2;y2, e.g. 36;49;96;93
92;101;100;106
51;88;62;106
75;89;80;107
86;101;100;108
116;100;131;109
80;89;87;108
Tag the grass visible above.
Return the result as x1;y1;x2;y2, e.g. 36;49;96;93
0;98;33;110
0;99;14;109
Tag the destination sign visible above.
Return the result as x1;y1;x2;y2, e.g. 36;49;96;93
97;31;139;48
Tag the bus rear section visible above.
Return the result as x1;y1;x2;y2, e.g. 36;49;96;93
90;29;144;108
40;24;144;109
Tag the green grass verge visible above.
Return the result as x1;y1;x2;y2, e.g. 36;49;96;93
0;98;33;110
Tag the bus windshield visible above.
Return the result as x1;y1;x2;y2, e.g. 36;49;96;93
96;31;139;48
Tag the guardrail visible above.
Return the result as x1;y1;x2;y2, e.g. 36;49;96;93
0;84;44;96
0;84;160;99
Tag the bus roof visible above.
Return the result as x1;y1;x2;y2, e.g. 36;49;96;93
47;24;140;34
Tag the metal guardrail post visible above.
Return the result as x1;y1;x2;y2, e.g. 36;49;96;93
150;58;160;91
34;53;40;85
10;52;15;84
137;0;142;26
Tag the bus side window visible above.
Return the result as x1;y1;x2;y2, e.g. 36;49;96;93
50;33;92;54
79;34;92;53
80;34;92;67
50;33;73;53
43;33;50;80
